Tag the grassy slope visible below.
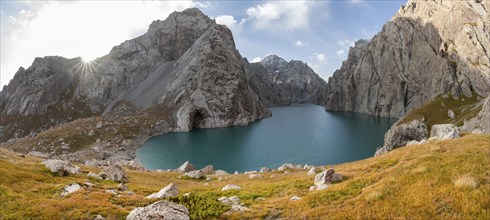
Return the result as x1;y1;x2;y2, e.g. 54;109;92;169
399;93;484;129
1;134;489;219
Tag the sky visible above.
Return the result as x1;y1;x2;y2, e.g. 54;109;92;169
0;0;406;87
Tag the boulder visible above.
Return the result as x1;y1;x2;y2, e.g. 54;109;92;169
303;164;314;170
88;172;103;180
221;184;241;191
146;183;179;199
307;167;317;176
176;161;196;173
126;200;189;220
259;167;271;172
42;159;81;176
28;151;49;158
430;124;460;140
118;183;128;191
218;196;241;206
99;164;128;183
375;119;429;156
214;170;229;175
448;110;455;119
314;168;343;190
219;196;248;212
61;183;81;197
278;163;302;171
183;170;205;179
249;174;262;179
93;214;105;220
200;165;214;174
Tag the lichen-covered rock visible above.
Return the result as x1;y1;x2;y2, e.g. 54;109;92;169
326;0;489;118
146;183;179;199
42;159;81;176
126;200;189;220
99;164;128;183
375;119;429;156
430;124;460;140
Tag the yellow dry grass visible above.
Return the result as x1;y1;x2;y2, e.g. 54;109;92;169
1;134;489;219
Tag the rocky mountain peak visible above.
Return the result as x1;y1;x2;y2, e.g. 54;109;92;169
261;55;288;70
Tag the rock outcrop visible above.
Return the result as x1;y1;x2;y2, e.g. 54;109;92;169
326;0;489;118
375;119;429;156
247;55;329;106
176;161;196;173
126;201;189;220
42;159;81;176
430;124;460;140
146;183;179;199
313;168;343;190
98;164;128;183
0;8;271;142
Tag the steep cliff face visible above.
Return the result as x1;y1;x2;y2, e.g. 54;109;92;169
247;55;329;106
0;8;270;142
326;0;489;118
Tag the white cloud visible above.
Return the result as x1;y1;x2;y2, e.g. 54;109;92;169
313;53;326;62
246;1;312;31
251;57;262;63
294;40;309;47
336;50;345;56
338;40;355;47
215;15;245;33
1;1;198;87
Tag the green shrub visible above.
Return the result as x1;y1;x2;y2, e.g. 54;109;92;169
169;194;230;219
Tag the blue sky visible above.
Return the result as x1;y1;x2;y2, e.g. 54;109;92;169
0;0;405;87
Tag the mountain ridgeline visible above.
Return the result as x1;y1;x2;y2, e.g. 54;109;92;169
0;8;327;143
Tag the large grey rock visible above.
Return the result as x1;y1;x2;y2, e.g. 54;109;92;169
430;124;460;140
42;159;81;176
146;183;179;199
200;165;214;174
126;200;189;220
175;161;196;173
183;170;205;179
325;1;489;118
98;164;128;183
375;119;429;156
247;55;329;107
314;168;343;190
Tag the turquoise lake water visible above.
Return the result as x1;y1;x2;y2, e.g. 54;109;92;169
136;104;397;172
